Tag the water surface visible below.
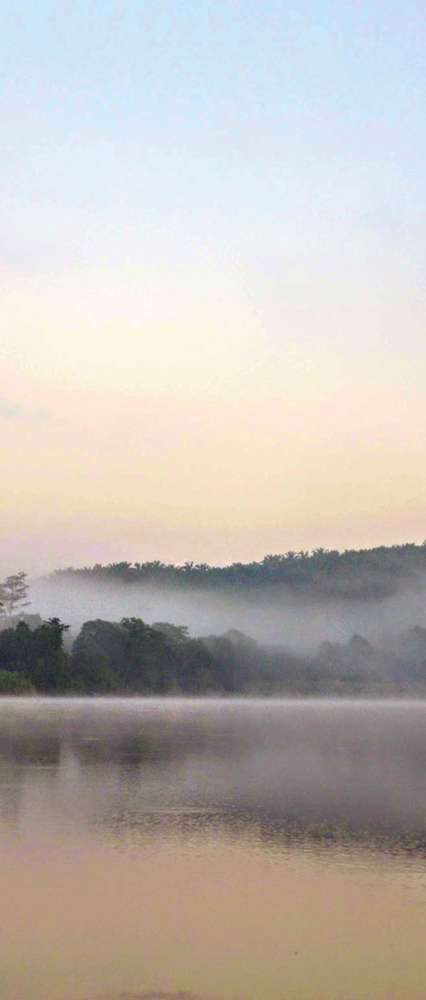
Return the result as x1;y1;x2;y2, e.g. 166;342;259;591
1;697;426;999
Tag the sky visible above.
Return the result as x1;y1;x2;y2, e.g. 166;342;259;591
1;0;426;574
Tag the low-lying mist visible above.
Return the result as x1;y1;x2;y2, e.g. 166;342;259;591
2;698;426;849
31;573;426;651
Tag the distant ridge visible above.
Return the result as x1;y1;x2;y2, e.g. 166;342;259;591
50;542;426;602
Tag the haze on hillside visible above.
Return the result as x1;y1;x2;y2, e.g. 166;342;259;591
31;543;426;650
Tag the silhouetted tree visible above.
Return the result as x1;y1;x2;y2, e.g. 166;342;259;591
0;572;30;618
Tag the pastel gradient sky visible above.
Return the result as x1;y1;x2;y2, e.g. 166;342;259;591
1;0;426;573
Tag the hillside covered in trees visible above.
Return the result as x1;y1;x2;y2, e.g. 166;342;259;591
52;542;426;601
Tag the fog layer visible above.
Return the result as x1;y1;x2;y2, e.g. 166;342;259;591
31;574;426;651
2;698;426;850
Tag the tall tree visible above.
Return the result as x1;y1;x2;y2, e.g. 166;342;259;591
0;572;31;618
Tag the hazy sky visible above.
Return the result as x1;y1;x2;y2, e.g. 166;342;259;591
1;0;426;574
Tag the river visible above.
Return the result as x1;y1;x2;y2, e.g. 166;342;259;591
1;697;426;999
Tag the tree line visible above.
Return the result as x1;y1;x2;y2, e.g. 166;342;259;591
1;613;426;695
51;541;426;601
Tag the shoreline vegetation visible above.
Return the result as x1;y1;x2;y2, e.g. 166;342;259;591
1;614;426;697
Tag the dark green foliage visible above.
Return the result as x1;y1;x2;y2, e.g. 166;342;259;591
30;618;71;692
2;608;426;696
120;617;175;691
0;670;34;693
52;541;426;602
69;618;426;696
152;622;190;644
71;619;125;691
71;617;214;694
202;632;255;692
0;618;70;692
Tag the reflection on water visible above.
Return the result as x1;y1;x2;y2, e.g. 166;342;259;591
97;994;201;999
1;697;426;999
3;696;426;850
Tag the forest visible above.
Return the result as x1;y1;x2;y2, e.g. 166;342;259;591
0;614;426;696
52;542;426;601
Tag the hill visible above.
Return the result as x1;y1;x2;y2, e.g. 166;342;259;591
51;542;426;602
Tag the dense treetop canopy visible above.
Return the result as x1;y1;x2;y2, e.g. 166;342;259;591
52;542;426;601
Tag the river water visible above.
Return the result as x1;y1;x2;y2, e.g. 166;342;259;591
1;697;426;1000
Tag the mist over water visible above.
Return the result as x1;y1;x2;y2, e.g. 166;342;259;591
2;698;426;1000
2;697;426;848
